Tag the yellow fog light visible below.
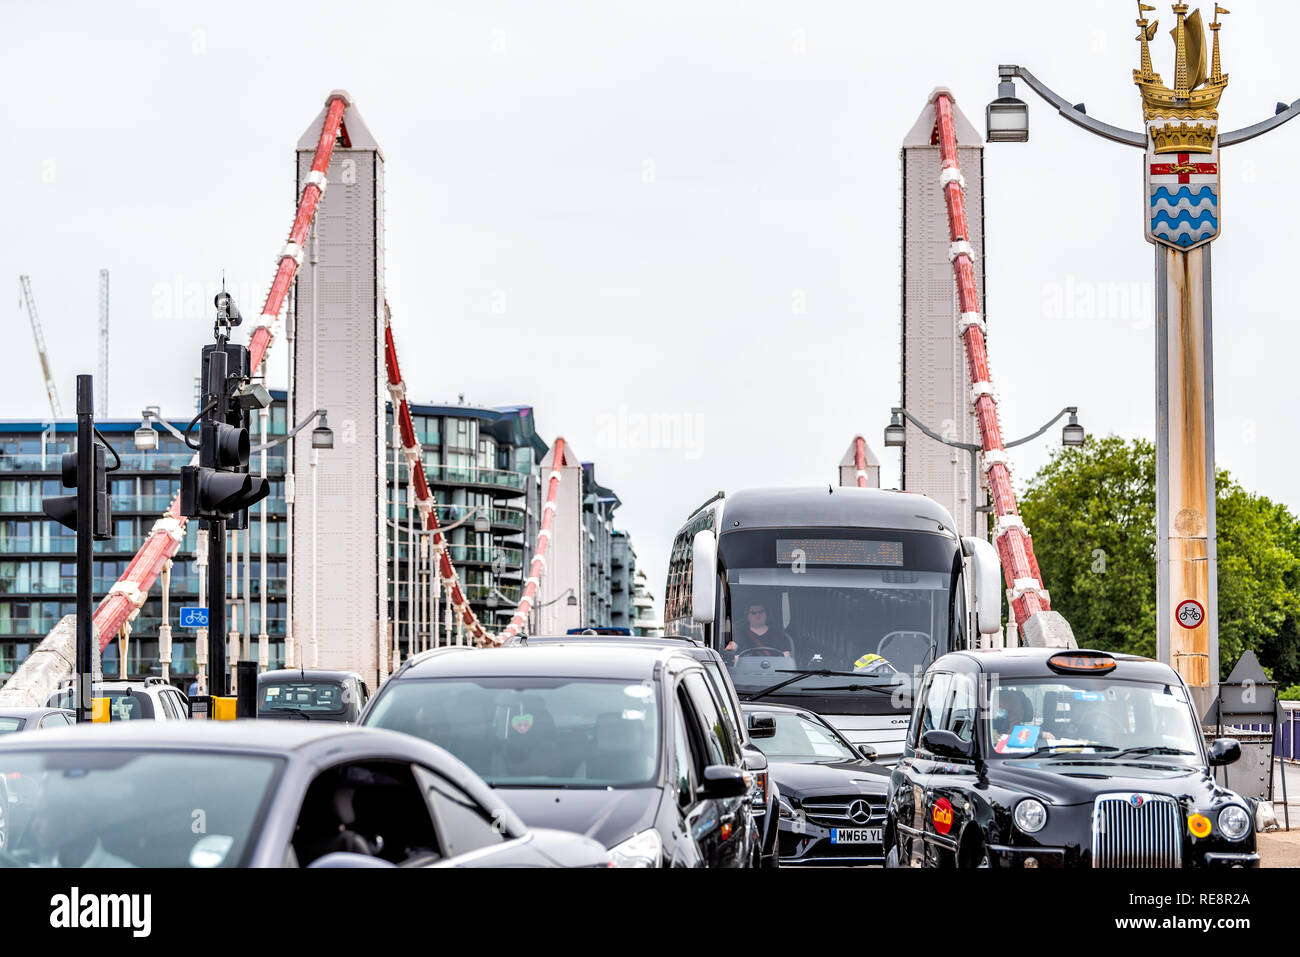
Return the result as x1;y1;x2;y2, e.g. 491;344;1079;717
1188;813;1212;838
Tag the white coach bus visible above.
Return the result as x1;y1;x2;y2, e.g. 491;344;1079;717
664;486;1004;762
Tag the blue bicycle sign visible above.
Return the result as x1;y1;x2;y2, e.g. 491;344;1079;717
179;607;209;629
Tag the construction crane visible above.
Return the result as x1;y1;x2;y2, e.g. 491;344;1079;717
18;275;61;419
98;269;109;418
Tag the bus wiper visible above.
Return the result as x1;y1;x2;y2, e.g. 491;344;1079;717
1104;745;1197;759
740;670;896;702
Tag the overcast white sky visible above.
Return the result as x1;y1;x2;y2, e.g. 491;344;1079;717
3;0;1297;596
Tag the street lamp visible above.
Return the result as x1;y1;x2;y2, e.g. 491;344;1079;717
888;406;1084;534
1061;409;1085;447
310;414;333;449
985;78;1029;142
883;411;906;448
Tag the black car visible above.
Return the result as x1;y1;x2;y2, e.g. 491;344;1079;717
506;632;780;866
742;702;889;865
887;647;1260;868
361;644;758;867
257;669;369;723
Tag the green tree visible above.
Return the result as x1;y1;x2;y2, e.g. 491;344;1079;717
1019;436;1300;682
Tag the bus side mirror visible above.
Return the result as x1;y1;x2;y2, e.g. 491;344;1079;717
692;529;717;625
962;536;1003;636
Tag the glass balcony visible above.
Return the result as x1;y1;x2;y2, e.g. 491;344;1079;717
419;463;528;495
443;544;523;567
490;508;525;531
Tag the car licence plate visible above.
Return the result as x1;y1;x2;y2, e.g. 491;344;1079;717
830;827;881;844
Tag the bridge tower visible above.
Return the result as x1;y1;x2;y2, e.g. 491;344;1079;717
290;92;387;684
899;92;987;537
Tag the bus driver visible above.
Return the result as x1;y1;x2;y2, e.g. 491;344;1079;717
725;602;794;658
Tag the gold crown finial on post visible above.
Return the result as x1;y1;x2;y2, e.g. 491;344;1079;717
1134;3;1228;152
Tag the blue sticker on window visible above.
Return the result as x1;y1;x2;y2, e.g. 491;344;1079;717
1008;724;1040;749
1074;691;1105;701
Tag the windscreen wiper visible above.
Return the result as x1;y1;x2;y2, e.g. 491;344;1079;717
1104;745;1197;759
740;669;896;702
272;706;313;719
1000;743;1119;759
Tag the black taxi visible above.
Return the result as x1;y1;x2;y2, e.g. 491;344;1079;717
886;648;1259;868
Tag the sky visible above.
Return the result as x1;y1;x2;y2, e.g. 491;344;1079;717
3;0;1298;599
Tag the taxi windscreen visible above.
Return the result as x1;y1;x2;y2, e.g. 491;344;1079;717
259;681;346;716
986;677;1203;761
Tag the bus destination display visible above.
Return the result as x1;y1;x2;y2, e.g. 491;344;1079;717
775;539;904;567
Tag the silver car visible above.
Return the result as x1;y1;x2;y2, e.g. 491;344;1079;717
0;721;610;868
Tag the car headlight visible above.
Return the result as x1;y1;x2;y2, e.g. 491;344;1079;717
1013;799;1048;834
1217;805;1251;842
778;795;800;820
751;771;768;811
609;828;662;868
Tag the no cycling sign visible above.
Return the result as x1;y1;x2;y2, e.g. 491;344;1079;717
1176;599;1205;630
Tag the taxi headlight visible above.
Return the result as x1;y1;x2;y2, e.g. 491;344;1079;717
1013;799;1048;834
1217;805;1251;842
609;828;662;868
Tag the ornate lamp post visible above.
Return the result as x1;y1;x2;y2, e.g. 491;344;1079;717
990;4;1299;711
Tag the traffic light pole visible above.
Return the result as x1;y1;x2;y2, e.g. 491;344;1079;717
207;338;230;697
75;375;94;723
208;520;227;696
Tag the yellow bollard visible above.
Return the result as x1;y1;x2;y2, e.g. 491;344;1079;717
91;698;111;723
212;697;239;721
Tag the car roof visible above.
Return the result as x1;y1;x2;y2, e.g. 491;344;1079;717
514;634;701;648
0;718;404;753
396;643;700;681
258;669;361;683
935;646;1180;682
718;486;958;534
0;707;70;719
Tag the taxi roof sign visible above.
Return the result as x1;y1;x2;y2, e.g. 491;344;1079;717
1047;651;1117;674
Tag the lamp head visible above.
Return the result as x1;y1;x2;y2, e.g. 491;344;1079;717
884;411;906;448
311;414;334;449
1061;409;1086;447
986;78;1029;143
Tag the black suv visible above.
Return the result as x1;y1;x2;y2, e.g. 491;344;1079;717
888;648;1259;868
505;633;780;867
361;644;758;867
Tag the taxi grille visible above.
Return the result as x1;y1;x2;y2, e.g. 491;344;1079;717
1091;793;1182;868
800;795;887;829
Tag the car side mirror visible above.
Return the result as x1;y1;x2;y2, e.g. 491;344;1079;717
921;729;975;761
747;712;776;739
857;744;877;763
306;852;397;869
700;764;748;799
1208;737;1241;767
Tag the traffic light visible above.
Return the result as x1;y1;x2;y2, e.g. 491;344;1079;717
42;442;111;540
180;342;269;525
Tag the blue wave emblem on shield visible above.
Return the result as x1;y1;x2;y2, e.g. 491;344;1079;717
1149;186;1218;247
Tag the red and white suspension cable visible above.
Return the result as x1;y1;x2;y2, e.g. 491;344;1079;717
91;93;350;649
933;92;1054;634
384;314;565;647
853;436;870;488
